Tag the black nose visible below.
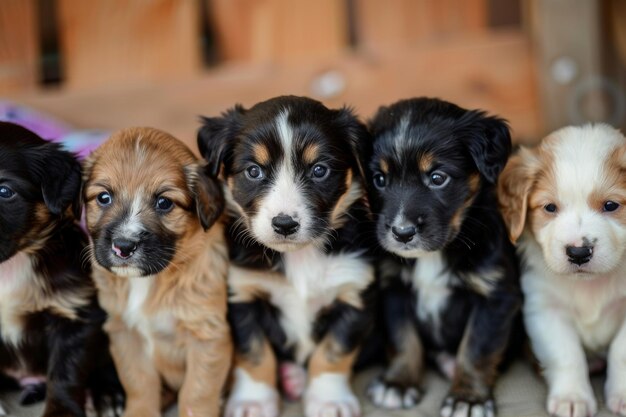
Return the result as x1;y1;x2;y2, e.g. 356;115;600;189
112;238;138;259
272;215;299;236
566;245;593;266
392;225;417;243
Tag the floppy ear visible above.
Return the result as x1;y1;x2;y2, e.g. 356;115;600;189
197;105;245;177
186;164;225;231
333;106;372;181
463;114;512;184
497;147;537;243
27;143;83;218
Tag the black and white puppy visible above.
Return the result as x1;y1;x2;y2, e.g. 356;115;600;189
198;96;375;417
364;98;521;417
0;122;121;417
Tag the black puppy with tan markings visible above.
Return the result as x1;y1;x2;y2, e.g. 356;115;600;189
199;96;376;417
0;122;121;417
364;98;521;417
83;127;231;417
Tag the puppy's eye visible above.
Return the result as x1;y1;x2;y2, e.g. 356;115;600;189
544;203;558;213
604;201;620;212
245;165;264;180
156;197;174;213
0;186;14;199
311;164;329;181
429;171;449;188
97;192;112;207
373;173;386;189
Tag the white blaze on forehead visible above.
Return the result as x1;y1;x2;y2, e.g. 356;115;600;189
393;114;412;152
119;193;145;236
276;109;294;160
551;124;624;206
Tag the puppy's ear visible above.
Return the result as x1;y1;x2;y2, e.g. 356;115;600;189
497;147;537;243
197;105;245;177
464;114;512;184
186;164;225;231
334;106;372;181
27;143;83;218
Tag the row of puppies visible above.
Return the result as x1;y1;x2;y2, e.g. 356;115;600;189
1;96;625;417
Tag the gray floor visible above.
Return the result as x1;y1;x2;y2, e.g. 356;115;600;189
0;362;616;417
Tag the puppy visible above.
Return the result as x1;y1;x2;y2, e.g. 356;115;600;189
498;124;626;417
0;121;121;417
364;98;521;417
198;96;375;417
83;127;231;417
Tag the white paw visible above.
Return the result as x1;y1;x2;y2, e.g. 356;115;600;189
225;368;280;417
304;373;360;417
280;361;307;400
547;393;597;417
440;397;495;417
366;377;421;409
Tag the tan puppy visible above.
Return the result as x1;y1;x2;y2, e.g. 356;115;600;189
83;127;231;417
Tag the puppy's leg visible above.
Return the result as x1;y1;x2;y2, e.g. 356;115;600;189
441;291;520;417
106;319;161;417
305;301;371;417
605;318;626;416
225;302;279;417
524;306;596;417
367;279;423;409
178;319;232;417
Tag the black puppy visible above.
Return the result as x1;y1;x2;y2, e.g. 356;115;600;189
0;122;122;417
364;99;521;417
198;96;376;417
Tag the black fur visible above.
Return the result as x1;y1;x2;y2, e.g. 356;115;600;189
0;122;123;416
365;99;521;413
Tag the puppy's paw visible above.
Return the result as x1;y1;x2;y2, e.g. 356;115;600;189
366;376;421;409
547;393;597;417
279;361;307;401
440;396;495;417
304;373;360;417
226;368;280;417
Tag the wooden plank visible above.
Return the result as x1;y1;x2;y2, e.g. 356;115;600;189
57;0;202;89
529;0;607;131
353;0;488;52
209;0;348;64
14;31;539;146
0;0;39;94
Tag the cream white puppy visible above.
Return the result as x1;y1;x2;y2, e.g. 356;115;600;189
499;124;626;417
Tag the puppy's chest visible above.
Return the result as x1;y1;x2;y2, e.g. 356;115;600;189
275;247;372;362
0;253;36;346
123;278;177;356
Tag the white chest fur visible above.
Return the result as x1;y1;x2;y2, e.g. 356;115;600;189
409;252;452;331
123;277;176;356
0;252;34;345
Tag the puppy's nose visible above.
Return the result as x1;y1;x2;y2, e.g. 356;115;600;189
392;225;417;243
272;215;299;236
112;238;138;259
566;245;593;266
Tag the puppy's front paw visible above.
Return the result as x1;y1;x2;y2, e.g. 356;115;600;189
304;373;360;417
547;393;597;417
440;395;495;417
366;376;421;409
280;361;307;401
606;395;626;416
226;368;280;417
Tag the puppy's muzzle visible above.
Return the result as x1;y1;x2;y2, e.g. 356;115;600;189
112;238;138;259
272;214;299;237
565;245;593;266
389;216;425;243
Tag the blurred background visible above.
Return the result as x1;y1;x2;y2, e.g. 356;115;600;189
0;0;625;148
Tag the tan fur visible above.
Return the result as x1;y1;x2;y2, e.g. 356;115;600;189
302;143;320;165
308;335;358;379
379;159;389;174
236;338;277;387
252;143;271;166
330;170;364;228
418;152;434;172
85;128;232;417
382;324;424;386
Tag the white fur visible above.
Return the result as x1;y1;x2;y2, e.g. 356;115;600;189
225;367;280;417
0;252;34;345
229;247;374;364
119;194;144;236
123;277;176;356
304;373;360;417
250;110;313;251
393;115;412;154
519;124;626;417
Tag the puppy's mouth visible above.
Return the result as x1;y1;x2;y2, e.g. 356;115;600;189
93;235;174;278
